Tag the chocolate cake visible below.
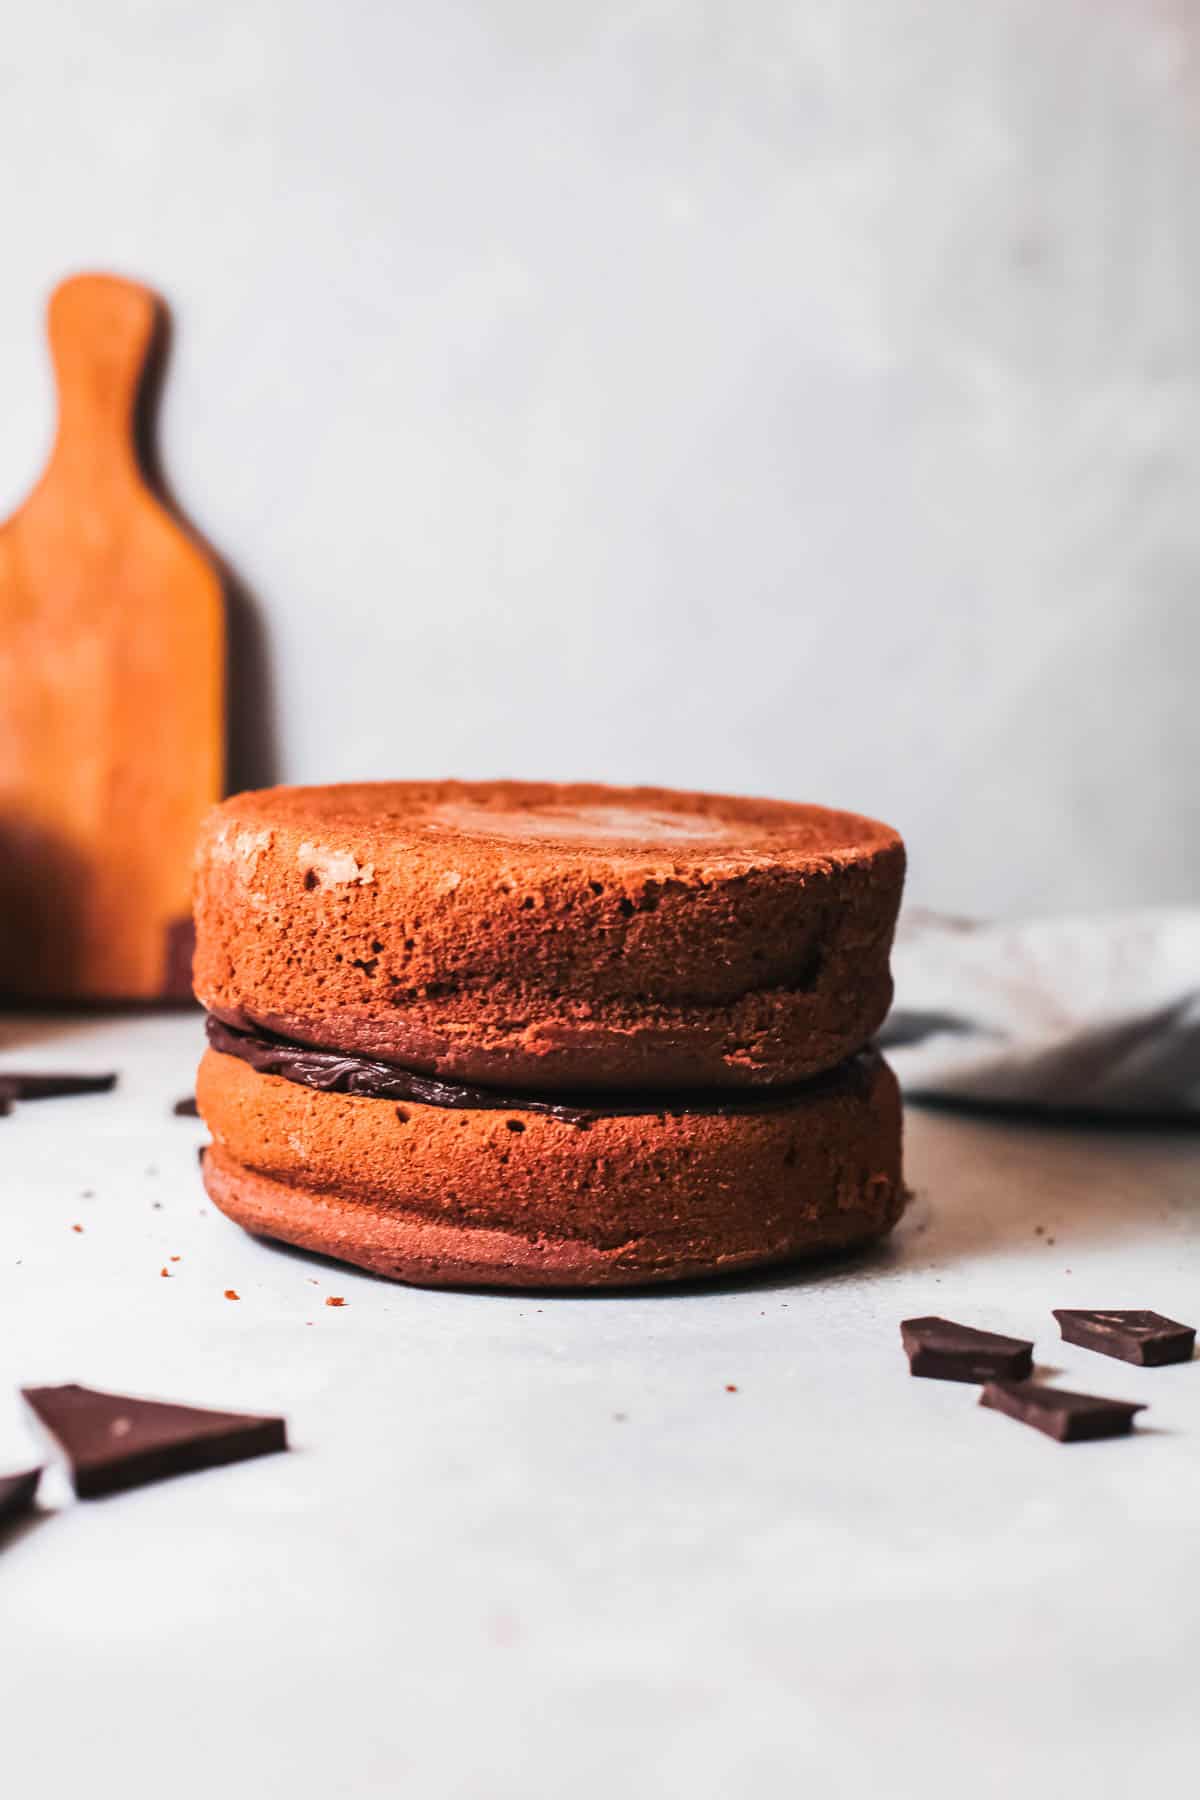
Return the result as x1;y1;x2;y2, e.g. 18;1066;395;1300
193;780;906;1288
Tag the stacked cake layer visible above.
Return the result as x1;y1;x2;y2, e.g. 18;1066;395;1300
193;781;906;1287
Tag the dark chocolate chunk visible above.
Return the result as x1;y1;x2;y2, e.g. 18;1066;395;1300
0;1071;117;1101
0;1466;41;1529
901;1316;1034;1383
1053;1309;1195;1368
173;1096;200;1117
980;1380;1145;1443
22;1383;287;1498
206;1012;875;1125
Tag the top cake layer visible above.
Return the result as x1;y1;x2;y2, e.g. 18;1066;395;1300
192;780;904;1091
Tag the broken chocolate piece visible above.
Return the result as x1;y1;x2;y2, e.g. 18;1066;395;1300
901;1316;1034;1383
0;1467;41;1529
22;1383;286;1498
173;1096;200;1117
980;1380;1145;1443
1053;1309;1195;1368
0;1071;117;1101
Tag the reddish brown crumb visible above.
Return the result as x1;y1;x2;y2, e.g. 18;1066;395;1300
725;1383;738;1393
160;1267;171;1278
224;1288;240;1300
325;1296;346;1308
71;1224;84;1234
170;1255;181;1262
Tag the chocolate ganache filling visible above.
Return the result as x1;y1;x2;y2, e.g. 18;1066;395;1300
206;1015;877;1126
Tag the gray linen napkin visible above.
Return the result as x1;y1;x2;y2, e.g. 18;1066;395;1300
879;908;1200;1117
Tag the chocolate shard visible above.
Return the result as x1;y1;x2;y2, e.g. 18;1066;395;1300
980;1380;1145;1443
1053;1309;1195;1368
0;1466;42;1529
173;1096;200;1117
0;1072;118;1101
901;1316;1034;1383
22;1384;286;1498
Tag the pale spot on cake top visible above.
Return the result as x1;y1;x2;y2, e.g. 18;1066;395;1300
425;801;753;847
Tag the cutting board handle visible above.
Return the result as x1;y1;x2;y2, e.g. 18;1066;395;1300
46;273;162;486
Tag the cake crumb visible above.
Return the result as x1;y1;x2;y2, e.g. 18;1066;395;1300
160;1267;171;1278
224;1288;240;1301
325;1296;346;1308
71;1223;84;1234
725;1383;738;1393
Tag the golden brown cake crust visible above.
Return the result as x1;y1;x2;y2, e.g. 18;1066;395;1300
197;1044;905;1290
193;780;904;1091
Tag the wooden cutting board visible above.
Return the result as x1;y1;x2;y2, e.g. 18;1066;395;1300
0;273;224;1000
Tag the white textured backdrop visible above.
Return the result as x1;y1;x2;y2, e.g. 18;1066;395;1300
1;0;1197;916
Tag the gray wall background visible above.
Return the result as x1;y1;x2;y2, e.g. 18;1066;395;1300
2;0;1197;918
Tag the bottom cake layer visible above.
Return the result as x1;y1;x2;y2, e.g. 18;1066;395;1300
197;1045;905;1290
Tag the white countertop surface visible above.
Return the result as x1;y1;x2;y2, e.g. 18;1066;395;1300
3;1010;1198;1797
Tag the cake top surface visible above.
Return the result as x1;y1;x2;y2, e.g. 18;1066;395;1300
205;781;901;871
